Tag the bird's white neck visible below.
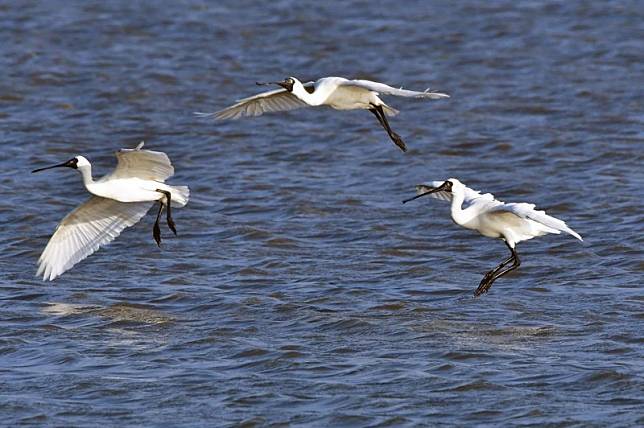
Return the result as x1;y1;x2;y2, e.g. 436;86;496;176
449;189;476;226
291;82;325;106
77;165;94;188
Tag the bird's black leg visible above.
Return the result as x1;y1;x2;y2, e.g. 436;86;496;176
474;243;521;297
153;201;164;247
481;252;515;282
488;247;521;283
156;189;177;236
369;104;407;152
369;106;387;128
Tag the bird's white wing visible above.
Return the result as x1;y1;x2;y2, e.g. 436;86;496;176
195;82;316;120
490;203;583;241
462;189;499;210
341;80;449;99
37;196;154;281
107;142;174;182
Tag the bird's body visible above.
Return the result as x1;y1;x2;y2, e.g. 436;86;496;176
403;178;582;296
197;76;448;152
32;142;189;281
288;77;398;112
84;177;181;204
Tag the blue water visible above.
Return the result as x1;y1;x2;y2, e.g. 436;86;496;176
1;0;643;426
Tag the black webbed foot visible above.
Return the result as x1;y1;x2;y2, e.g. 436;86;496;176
474;279;492;297
167;216;177;236
153;220;162;247
390;132;407;152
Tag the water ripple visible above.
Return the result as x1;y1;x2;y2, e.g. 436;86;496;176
0;0;642;426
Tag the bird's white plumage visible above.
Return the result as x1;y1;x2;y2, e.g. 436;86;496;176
34;142;189;281
37;197;153;281
414;179;582;245
106;142;174;181
490;202;583;241
339;79;450;99
409;178;582;296
197;76;448;120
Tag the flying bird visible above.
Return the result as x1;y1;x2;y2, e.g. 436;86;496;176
32;142;189;281
196;76;449;152
403;178;582;296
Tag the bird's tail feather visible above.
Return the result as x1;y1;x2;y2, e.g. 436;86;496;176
523;207;583;241
382;104;399;117
170;186;190;207
537;214;583;241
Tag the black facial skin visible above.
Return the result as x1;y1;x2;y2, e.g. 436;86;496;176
277;77;295;92
32;157;78;173
256;77;295;92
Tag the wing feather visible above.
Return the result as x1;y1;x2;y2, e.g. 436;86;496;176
106;142;174;182
415;181;497;207
341;80;449;99
37;196;153;281
493;203;583;241
195;82;315;120
415;182;452;202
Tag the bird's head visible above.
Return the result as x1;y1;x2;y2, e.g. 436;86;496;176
402;178;464;204
277;77;298;92
32;156;89;173
256;76;299;92
446;178;465;190
75;156;91;168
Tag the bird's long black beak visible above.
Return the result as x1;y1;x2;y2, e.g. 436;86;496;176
402;181;450;204
32;159;76;173
256;79;293;91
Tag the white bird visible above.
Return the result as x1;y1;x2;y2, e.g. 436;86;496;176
196;76;449;152
403;178;582;296
31;142;190;281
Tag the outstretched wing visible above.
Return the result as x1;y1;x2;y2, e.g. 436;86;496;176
415;181;498;208
491;203;583;241
341;79;449;99
107;142;174;182
195;82;316;120
415;182;452;202
37;196;154;281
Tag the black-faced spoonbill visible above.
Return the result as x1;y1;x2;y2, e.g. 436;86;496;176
31;142;189;281
403;179;582;296
196;76;449;152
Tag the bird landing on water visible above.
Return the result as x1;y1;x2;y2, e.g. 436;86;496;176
403;178;582;296
32;142;189;281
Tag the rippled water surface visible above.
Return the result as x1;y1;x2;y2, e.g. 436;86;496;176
1;0;643;426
